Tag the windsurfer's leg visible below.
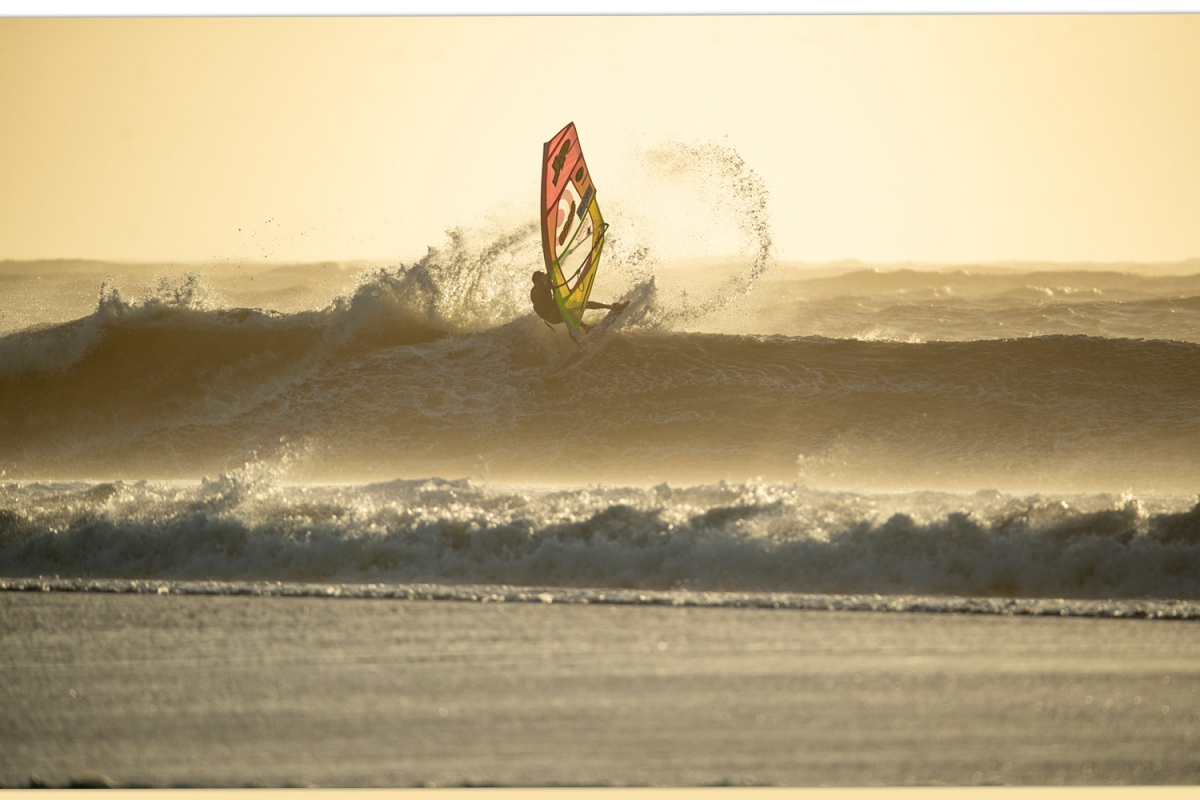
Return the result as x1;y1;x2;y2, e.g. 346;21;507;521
586;301;613;310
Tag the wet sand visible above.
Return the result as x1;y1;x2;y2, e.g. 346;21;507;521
2;591;1198;787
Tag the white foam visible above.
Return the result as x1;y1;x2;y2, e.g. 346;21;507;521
3;477;1198;605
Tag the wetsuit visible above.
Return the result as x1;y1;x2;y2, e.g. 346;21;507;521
531;278;563;325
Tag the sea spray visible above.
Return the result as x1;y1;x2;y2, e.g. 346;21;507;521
603;137;775;327
3;476;1199;603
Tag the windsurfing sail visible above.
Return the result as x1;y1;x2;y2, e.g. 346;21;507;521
541;122;607;341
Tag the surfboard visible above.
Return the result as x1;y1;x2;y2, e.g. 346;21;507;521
541;122;608;343
545;301;631;377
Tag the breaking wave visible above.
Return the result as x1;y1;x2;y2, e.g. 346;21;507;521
2;476;1199;608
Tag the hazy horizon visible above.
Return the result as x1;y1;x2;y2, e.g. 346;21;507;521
3;15;1199;266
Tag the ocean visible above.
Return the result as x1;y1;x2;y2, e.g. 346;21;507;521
3;220;1200;786
3;240;1200;610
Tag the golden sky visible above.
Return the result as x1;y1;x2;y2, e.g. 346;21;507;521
2;14;1198;264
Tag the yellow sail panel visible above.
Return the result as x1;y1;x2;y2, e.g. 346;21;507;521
541;122;606;339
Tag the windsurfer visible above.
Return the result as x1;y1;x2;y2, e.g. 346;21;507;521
531;270;617;329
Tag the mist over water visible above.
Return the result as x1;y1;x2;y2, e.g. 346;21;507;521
4;255;1200;493
3;139;1200;604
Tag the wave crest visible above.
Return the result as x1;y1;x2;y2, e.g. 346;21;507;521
3;478;1199;601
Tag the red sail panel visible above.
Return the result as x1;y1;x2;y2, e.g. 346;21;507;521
541;122;606;338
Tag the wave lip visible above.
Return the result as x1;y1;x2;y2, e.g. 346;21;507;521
2;478;1198;604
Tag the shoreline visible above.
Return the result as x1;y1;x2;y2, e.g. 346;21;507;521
4;577;1199;621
